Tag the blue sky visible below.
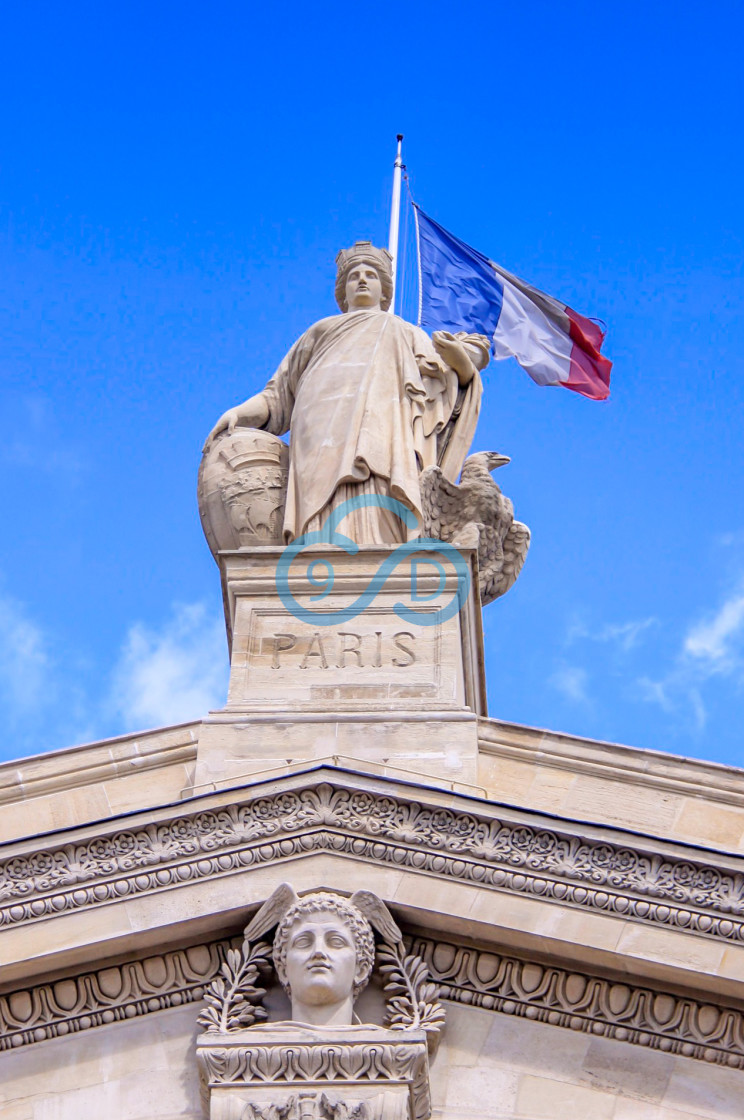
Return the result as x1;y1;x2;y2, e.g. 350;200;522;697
2;1;744;767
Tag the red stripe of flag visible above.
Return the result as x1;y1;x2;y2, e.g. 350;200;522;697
564;306;612;400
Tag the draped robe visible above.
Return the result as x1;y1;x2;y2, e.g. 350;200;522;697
258;309;482;544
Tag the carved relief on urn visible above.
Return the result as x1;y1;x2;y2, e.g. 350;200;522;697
198;429;289;555
196;885;443;1120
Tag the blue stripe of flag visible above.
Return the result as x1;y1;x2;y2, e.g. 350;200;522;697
416;207;504;337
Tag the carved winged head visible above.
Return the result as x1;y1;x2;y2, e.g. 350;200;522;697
335;242;393;313
272;892;376;1000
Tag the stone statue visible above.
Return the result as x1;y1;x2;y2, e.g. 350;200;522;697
420;451;531;603
270;893;375;1027
204;242;490;545
197;882;443;1036
196;885;441;1120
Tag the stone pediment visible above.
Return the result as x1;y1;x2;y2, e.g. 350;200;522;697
3;765;744;1008
3;763;744;1101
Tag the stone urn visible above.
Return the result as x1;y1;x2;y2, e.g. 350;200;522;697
198;429;289;556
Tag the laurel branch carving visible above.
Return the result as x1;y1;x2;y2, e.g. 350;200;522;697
3;782;744;948
197;939;273;1032
3;932;744;1070
377;941;446;1036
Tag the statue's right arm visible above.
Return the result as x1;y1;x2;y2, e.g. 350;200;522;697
203;328;315;451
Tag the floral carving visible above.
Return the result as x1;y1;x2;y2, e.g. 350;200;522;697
196;1035;431;1120
0;938;234;1051
414;935;744;1069
198;1040;426;1085
2;781;744;948
239;1092;385;1120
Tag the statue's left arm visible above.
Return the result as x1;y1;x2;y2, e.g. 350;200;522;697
408;327;489;478
432;331;490;384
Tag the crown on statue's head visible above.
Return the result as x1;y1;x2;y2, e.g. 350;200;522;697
335;241;394;312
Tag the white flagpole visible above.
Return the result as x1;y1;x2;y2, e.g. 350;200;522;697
387;134;403;314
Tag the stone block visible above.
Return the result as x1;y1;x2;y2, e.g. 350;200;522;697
193;546;486;791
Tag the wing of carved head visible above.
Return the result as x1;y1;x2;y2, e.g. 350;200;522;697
349;889;403;945
419;466;466;541
242;882;299;942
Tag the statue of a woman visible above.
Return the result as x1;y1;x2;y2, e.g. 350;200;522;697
206;242;489;545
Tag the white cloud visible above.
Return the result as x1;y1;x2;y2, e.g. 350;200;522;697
0;583;229;760
549;665;589;704
636;676;672;712
683;587;744;666
567;616;657;652
109;602;228;730
636;582;744;735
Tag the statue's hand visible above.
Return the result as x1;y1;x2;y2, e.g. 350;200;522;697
432;331;477;386
202;396;270;453
203;407;241;452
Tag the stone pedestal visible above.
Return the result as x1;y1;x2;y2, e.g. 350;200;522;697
196;1026;430;1120
193;547;486;791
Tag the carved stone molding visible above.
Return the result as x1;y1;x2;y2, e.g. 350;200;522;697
3;932;744;1070
197;1028;430;1120
416;937;744;1071
0;939;232;1052
3;780;744;947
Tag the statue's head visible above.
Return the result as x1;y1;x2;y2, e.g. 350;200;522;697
272;892;375;1007
335;241;393;313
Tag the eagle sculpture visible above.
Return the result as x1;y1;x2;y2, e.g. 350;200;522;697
420;451;531;605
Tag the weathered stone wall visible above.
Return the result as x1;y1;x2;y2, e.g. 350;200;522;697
431;1001;744;1118
3;999;742;1120
4;715;744;854
1;1003;202;1120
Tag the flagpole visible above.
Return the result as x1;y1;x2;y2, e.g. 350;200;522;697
387;134;404;314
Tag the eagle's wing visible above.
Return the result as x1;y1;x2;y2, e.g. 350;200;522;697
501;520;531;594
242;882;298;942
476;524;506;605
419;466;465;541
482;520;531;602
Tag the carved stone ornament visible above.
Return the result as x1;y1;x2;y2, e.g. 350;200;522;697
196;885;442;1120
198;429;289;554
420;451;530;604
5;931;744;1071
4;780;744;948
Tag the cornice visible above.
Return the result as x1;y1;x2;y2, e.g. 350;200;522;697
0;723;199;806
3;929;743;1072
479;717;744;807
2;772;744;948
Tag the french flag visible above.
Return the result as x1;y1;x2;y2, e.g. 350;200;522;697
414;207;611;401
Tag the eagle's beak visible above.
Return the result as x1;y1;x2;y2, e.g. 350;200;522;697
487;454;511;470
